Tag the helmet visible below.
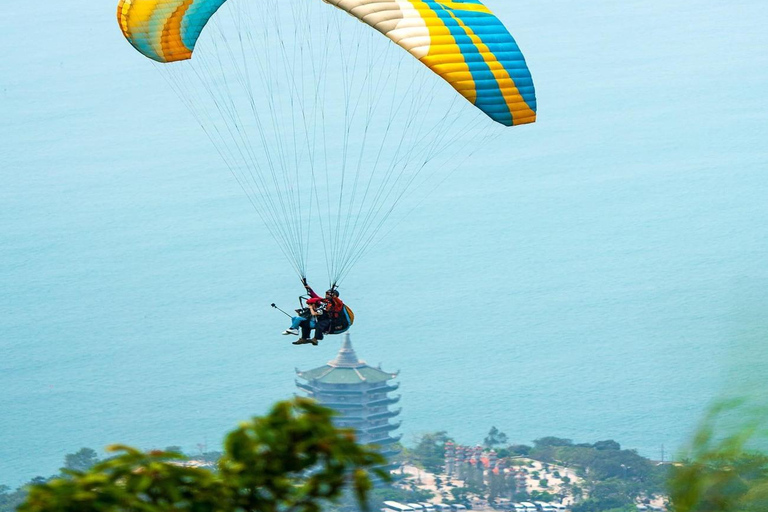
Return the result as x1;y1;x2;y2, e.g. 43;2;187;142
326;288;340;297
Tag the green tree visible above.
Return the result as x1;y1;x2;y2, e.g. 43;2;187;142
377;487;433;503
530;490;555;502
484;427;509;449
19;398;387;512
410;432;452;474
449;482;483;505
534;437;574;448
488;472;505;502
62;448;99;473
593;441;621;452
1;484;27;512
512;489;531;502
507;444;532;457
571;478;635;512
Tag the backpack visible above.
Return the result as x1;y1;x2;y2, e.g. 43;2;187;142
328;304;354;335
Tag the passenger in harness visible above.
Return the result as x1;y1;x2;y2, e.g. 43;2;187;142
281;280;331;337
292;297;329;345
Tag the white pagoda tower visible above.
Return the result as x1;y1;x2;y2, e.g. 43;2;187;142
296;334;402;464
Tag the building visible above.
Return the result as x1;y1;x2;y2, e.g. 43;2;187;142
296;334;402;465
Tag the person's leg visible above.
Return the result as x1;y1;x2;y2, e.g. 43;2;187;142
290;316;304;330
300;319;312;340
315;319;330;341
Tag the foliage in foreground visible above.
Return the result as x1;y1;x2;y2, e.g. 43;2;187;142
667;399;768;512
9;398;768;512
17;398;387;512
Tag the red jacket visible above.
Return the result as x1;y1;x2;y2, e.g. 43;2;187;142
306;286;344;317
327;297;344;316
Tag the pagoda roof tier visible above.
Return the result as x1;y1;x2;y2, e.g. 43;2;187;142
295;382;401;395
367;395;401;407
334;420;368;429
366;434;402;446
307;395;400;409
375;383;400;393
333;408;401;422
295;382;316;395
379;448;402;459
314;402;367;410
296;335;398;385
365;421;402;434
366;408;402;421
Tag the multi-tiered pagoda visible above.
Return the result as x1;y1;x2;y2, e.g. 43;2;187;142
296;334;402;464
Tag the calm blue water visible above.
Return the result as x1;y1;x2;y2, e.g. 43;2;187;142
2;0;768;486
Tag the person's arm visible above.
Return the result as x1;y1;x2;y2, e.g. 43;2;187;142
327;297;342;312
305;284;320;299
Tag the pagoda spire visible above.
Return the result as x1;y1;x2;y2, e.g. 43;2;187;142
329;333;363;368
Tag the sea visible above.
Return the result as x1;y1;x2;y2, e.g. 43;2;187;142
1;0;768;486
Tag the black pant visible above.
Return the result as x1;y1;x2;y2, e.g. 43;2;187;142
301;316;330;340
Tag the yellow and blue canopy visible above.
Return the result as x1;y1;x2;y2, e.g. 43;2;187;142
117;0;536;126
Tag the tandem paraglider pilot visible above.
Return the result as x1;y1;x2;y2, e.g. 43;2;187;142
282;279;353;346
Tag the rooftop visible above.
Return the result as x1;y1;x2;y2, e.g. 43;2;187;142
296;334;398;385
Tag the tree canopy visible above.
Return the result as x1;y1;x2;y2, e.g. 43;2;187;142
62;448;100;473
18;398;387;512
484;427;509;449
409;432;452;474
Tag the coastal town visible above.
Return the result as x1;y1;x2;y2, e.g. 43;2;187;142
295;336;671;512
382;457;668;512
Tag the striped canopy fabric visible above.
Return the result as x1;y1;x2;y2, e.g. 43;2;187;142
117;0;227;63
117;0;536;126
324;0;536;126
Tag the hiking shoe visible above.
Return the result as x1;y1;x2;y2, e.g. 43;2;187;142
310;338;319;346
292;338;310;345
282;328;299;336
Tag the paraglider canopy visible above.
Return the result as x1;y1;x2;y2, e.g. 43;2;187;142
117;0;536;126
116;0;537;285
